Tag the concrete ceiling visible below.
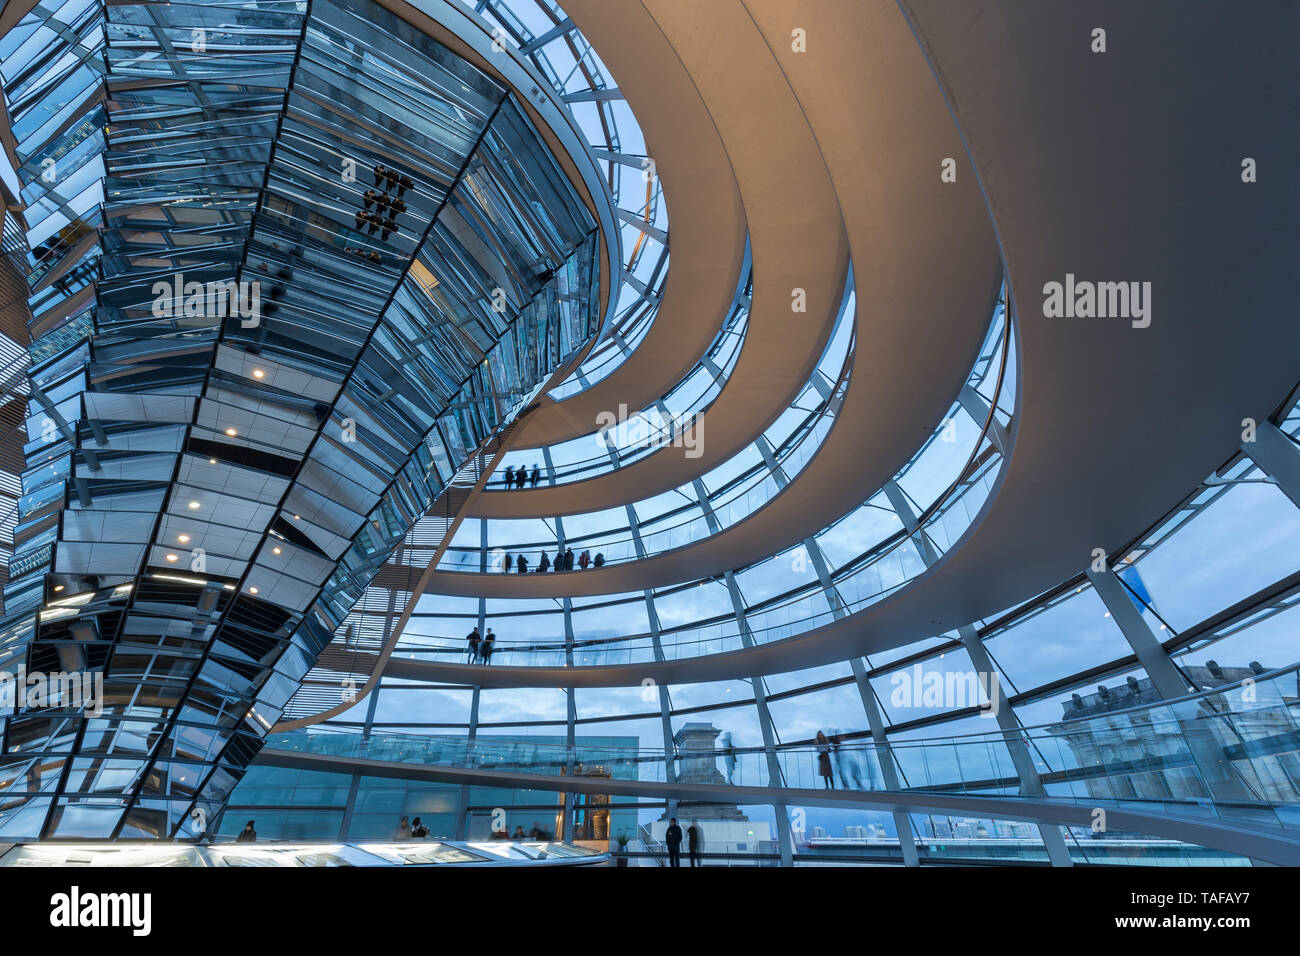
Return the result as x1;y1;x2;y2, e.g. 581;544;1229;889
385;0;1300;684
465;0;851;514
381;0;1000;597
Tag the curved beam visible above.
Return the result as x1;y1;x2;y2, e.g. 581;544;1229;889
392;0;1300;673
383;0;1001;599
501;0;747;450
462;0;850;513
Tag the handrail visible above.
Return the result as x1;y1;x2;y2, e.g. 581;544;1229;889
367;296;1012;667
272;657;1300;767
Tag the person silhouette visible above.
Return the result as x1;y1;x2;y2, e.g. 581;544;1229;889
687;821;703;867
664;818;683;867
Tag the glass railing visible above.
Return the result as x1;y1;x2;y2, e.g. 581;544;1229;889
265;663;1300;836
423;284;1002;579
378;301;1010;665
429;277;850;570
490;278;751;486
432;346;850;572
389;449;1001;667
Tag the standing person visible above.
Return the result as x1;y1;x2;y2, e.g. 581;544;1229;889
720;731;737;785
481;630;495;665
829;730;846;789
503;465;514;488
564;548;574;571
410;817;430;838
529;464;540;487
395;815;412;840
514;467;527;490
502;551;512;574
687;821;703;867
516;553;528;574
664;818;683;868
593;552;605;567
578;549;591;569
832;730;863;789
553;548;563;571
538;551;551;573
465;627;480;663
236;820;257;843
816;731;835;789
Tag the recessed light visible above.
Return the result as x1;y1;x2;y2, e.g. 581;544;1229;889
165;554;178;562
209;457;218;464
272;546;282;555
53;585;64;592
178;534;190;543
293;514;300;520
225;427;237;437
252;369;265;379
188;501;201;510
249;586;259;594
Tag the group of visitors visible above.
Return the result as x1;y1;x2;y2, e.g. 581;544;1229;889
464;627;496;665
492;823;552;841
500;547;605;573
501;464;542;489
396;815;432;839
663;818;704;867
814;729;877;790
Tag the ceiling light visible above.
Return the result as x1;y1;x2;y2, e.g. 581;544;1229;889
225;427;237;437
165;554;178;562
252;369;265;379
188;501;200;510
273;546;282;555
249;586;259;594
53;585;64;592
178;534;190;543
209;457;218;464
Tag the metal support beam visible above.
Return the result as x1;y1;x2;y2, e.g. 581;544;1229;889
590;148;651;169
958;383;1011;457
452;684;480;840
562;687;576;839
1087;565;1259;805
883;479;941;566
616;207;667;245
1086;566;1189;698
773;801;795;867
518;17;574;54
561;87;623;103
848;657;920;867
1245;421;1300;511
958;624;1073;866
642;590;678;821
799;527;921;866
